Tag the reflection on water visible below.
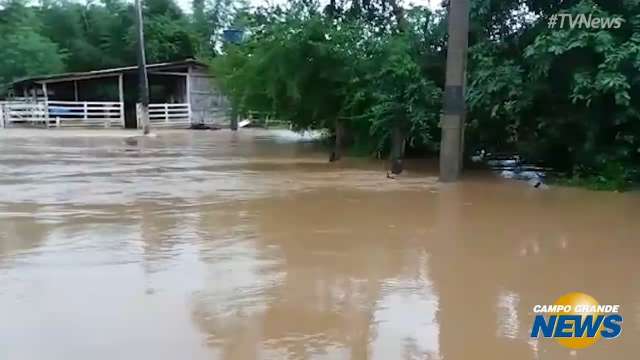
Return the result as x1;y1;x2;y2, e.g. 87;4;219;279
496;290;520;340
1;129;639;360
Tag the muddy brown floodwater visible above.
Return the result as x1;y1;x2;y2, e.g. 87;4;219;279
0;128;639;360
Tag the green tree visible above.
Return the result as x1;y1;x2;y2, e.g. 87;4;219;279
212;1;445;162
0;0;66;87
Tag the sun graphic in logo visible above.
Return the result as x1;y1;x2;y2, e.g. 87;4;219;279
552;292;603;349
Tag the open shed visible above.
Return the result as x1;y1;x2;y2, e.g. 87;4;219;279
1;59;229;128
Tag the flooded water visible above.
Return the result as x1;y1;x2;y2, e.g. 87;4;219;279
1;128;639;360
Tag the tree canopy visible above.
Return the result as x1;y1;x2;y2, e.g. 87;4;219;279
0;0;244;86
212;0;640;188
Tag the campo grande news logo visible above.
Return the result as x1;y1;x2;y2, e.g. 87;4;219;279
530;292;623;349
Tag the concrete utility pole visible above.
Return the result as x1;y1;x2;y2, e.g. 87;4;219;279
135;0;151;135
439;0;470;182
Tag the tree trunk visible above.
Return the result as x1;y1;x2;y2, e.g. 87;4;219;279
387;0;407;175
328;0;336;17
230;106;238;131
330;119;345;162
389;121;405;174
387;0;407;32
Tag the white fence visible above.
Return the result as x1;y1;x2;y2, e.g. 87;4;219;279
0;101;124;128
0;101;47;127
12;96;47;103
1;101;200;129
246;111;290;129
48;101;124;128
137;103;191;128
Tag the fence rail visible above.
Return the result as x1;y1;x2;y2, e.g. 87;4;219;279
11;96;47;103
137;103;191;128
245;111;290;129
0;102;47;127
48;101;124;128
1;101;124;128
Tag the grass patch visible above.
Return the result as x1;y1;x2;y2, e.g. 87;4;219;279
553;162;632;192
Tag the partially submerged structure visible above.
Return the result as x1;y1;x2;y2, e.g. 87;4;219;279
0;59;229;128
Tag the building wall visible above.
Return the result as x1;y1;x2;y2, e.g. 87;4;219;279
188;65;230;125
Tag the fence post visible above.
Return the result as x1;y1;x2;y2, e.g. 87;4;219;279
56;117;61;128
165;104;169;124
43;84;50;128
0;105;4;128
104;104;109;128
120;102;125;128
187;103;192;126
83;102;88;123
136;103;141;129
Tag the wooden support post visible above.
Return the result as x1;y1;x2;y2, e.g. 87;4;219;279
42;82;49;127
439;0;470;182
120;103;125;128
118;74;125;127
42;83;48;102
186;67;191;124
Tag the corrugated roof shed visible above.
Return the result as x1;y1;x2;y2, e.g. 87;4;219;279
10;59;208;86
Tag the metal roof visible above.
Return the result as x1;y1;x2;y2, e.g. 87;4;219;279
11;59;208;86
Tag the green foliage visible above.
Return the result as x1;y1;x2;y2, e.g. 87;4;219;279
467;42;531;153
0;0;66;85
0;29;66;85
212;0;640;178
0;0;210;89
192;0;249;56
557;161;631;191
212;3;445;156
352;34;442;153
214;14;357;128
466;0;640;188
38;0;135;71
135;14;199;62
